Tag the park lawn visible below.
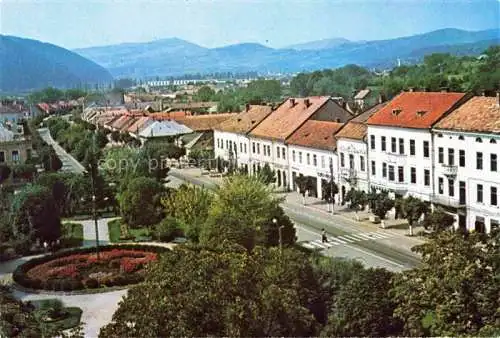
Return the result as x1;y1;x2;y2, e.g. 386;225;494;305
108;219;152;243
34;307;82;331
61;222;83;247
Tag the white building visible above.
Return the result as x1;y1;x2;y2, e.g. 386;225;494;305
433;95;500;233
248;97;353;191
366;91;469;202
287;120;343;198
213;105;272;173
335;102;386;201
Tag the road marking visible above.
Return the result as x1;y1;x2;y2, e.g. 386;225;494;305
338;235;357;242
302;242;317;250
308;241;330;249
370;232;391;239
327;237;342;245
353;233;375;240
348;233;370;240
344;244;406;268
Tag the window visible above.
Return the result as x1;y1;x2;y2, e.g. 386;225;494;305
458;135;464;140
360;156;365;171
438;177;444;194
477;184;484;202
399;138;404;154
277;146;280;158
382;163;387;178
437;133;443;138
257;143;260;154
349;154;354;169
491;187;498;206
423;141;430;158
491;219;500;232
398;166;404;182
292;150;296;162
388;165;395;181
313;154;317;166
475;137;482;143
244;144;247;153
448;179;454;197
340;153;345;167
411;167;416;183
459;150;465;167
11;150;19;162
391;137;397;153
329;157;333;168
371;161;376;176
299;152;302;164
370;135;375;150
491;154;497;172
321;156;325;168
410;139;415;155
282;148;286;159
252;142;255;153
424;169;430;186
448;148;455;166
240;143;243;153
307;153;310;165
0;151;5;163
491;139;497;144
381;136;386;151
477;152;483;170
438;147;444;164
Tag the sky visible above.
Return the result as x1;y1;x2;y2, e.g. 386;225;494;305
0;0;499;49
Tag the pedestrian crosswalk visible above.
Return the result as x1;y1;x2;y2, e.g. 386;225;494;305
300;230;395;250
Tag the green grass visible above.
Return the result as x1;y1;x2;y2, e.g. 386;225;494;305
35;307;82;331
61;222;83;248
108;218;152;243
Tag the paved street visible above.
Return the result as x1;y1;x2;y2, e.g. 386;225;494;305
169;168;423;270
38;128;85;173
81;217;113;247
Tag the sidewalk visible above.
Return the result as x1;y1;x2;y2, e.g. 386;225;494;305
38;128;85;173
169;168;426;253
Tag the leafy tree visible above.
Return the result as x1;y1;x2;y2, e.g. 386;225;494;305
371;191;395;220
391;230;500;337
322;268;403;337
398;196;429;236
41;147;63;171
154;216;183;242
118;177;164;228
10;184;61;243
194;85;216;102
100;245;321;337
161;184;213;242
261;206;296;247
344;189;368;212
0;164;11;184
422;207;455;232
200;174;285;251
321;179;338;212
257;163;276;185
295;174;313;205
12;163;37;181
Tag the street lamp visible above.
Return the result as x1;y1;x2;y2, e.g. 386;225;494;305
273;218;284;255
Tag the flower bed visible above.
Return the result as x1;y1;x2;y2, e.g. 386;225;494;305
13;245;169;291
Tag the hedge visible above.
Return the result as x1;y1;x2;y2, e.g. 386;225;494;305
13;244;170;292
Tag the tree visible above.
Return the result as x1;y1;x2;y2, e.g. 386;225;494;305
100;245;321;337
321;179;338;212
261;206;296;247
0;164;11;184
295;174;313;205
200;174;285;251
161;184;213;242
422;207;455;232
12;163;37;181
371;191;395;220
10;184;61;244
118;177;164;228
391;230;500;337
41;147;63;171
344;189;367;211
398;196;428;236
322;268;403;337
257;163;276;185
194;85;216;102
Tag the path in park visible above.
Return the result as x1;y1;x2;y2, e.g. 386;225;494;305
81;217;114;247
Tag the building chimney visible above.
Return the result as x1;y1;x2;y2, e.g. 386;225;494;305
481;90;486;97
440;87;449;93
245;103;250;112
408;87;414;92
289;98;296;107
304;98;310;107
378;94;384;104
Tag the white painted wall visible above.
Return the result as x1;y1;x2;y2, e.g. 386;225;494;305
337;138;369;195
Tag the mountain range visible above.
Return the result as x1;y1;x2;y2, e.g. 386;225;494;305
0;35;113;93
75;28;499;79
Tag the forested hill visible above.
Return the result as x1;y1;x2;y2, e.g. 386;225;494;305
0;35;113;93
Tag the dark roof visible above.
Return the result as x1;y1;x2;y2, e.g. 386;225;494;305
335;122;367;141
215;105;272;134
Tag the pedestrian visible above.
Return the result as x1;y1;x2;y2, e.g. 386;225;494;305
321;229;328;243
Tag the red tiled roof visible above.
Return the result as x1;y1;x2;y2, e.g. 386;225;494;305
215;105;272;134
351;101;388;123
174;114;235;131
250;97;331;140
434;96;500;134
335;122;367;141
367;92;467;129
150;111;192;120
287;121;344;151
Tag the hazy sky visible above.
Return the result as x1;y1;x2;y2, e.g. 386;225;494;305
1;0;499;49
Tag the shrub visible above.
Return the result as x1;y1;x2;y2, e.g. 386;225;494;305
85;278;98;289
154;217;183;242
